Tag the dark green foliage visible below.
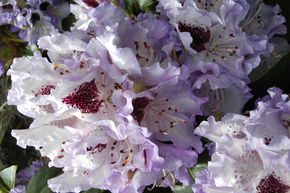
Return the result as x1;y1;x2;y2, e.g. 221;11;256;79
123;0;158;15
26;166;62;193
0;165;17;192
62;13;76;31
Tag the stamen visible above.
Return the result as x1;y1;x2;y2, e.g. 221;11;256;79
122;140;134;166
159;112;188;125
167;171;175;187
157;170;176;187
127;169;137;184
110;140;135;167
134;41;156;67
209;89;225;112
159;129;169;135
147;180;157;191
241;2;263;29
111;154;123;166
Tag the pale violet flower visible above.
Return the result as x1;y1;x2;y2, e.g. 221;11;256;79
0;0;19;26
94;20;180;87
7;52;61;118
125;80;204;151
194;87;290;193
245;87;290;148
9;186;25;193
189;61;252;115
240;0;286;38
158;0;259;81
11;0;70;45
12;115;164;193
70;2;125;33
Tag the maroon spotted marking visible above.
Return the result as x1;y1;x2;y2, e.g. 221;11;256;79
178;22;210;52
257;173;290;193
86;144;106;153
33;85;56;97
62;79;103;113
82;0;100;7
131;97;152;125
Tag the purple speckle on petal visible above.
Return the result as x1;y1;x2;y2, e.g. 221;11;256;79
62;79;103;113
256;173;290;193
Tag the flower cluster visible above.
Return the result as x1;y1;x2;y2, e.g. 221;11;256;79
1;0;70;44
3;0;288;193
194;87;290;193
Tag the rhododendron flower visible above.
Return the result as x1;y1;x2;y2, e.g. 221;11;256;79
194;87;290;193
5;0;288;192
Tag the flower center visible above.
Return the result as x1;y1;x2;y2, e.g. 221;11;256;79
178;22;210;52
194;83;225;114
108;140;135;167
2;4;13;11
257;173;290;193
195;0;223;12
82;0;100;7
39;1;51;11
31;12;41;25
134;41;157;67
131;97;152;125
62;79;103;113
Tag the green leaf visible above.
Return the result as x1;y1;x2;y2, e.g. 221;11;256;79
0;43;18;63
123;0;158;15
19;45;38;56
123;0;139;14
173;185;193;193
7;38;26;43
249;37;290;83
0;183;10;193
62;14;76;31
0;165;17;189
138;0;158;13
187;163;207;183
26;166;62;193
214;111;224;121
